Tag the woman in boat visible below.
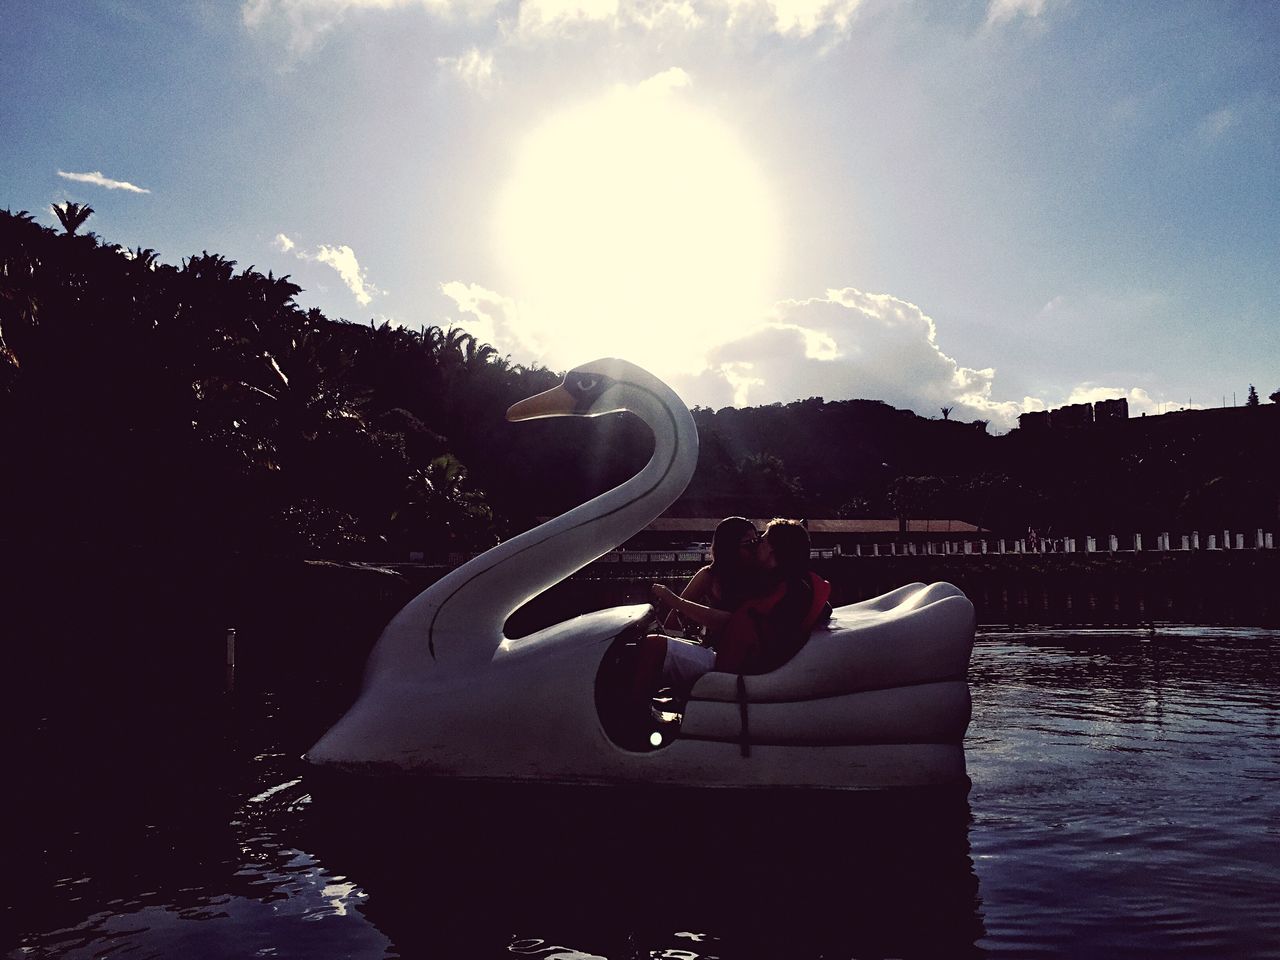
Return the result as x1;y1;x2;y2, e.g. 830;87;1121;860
660;516;763;637
628;517;764;709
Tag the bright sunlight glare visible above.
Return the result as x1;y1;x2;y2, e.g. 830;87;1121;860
495;82;780;378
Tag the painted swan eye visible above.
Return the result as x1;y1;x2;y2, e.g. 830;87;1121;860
565;372;612;412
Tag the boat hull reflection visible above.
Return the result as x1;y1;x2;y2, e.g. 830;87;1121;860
304;776;986;958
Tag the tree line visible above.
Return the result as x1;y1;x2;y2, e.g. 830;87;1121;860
1;205;572;558
2;205;1276;563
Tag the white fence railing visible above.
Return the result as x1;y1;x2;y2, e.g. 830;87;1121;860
596;547;843;563
431;529;1275;566
593;528;1276;563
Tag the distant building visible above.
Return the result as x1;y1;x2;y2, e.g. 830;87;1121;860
1094;397;1129;422
1054;403;1094;428
1019;397;1128;432
1018;409;1051;432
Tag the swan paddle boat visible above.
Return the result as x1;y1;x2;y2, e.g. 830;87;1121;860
306;358;975;790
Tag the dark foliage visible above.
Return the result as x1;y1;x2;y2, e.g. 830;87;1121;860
676;393;1279;537
0;208;563;559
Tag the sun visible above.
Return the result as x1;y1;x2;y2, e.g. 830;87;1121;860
494;80;781;379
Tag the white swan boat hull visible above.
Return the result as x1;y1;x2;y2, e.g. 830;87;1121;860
304;360;974;792
307;581;974;791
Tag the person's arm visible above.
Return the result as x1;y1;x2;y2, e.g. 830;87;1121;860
652;583;732;631
662;566;712;628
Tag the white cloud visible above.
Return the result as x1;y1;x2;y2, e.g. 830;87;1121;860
438;275;1200;433
675;288;1036;427
509;0;705;40
716;360;766;406
57;169;151;194
275;233;381;306
445;275;1209;429
439;280;544;358
440;279;1039;429
1063;384;1138;406
245;0;866;55
985;0;1047;26
517;0;619;35
242;0;502;57
438;47;497;92
636;65;692;94
512;0;860;39
723;0;862;38
1062;383;1200;417
311;244;380;305
627;0;702;31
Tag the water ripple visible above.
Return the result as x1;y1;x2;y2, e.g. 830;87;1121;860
9;626;1280;959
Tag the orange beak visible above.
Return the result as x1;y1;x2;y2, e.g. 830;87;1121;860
506;384;576;422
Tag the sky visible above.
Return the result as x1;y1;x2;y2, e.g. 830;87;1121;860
3;0;1277;429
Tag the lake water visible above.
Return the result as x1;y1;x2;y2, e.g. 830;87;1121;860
7;626;1280;958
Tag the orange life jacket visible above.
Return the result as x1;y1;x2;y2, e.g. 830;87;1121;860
715;572;832;675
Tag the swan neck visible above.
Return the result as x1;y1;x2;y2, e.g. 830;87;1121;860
375;380;697;674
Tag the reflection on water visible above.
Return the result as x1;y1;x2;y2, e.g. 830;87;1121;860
968;627;1280;958
302;780;982;959
4;684;392;959
6;626;1280;958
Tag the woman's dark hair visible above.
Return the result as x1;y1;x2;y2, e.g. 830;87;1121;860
764;518;810;580
709;516;758;609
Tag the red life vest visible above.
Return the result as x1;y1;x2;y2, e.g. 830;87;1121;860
715;572;832;675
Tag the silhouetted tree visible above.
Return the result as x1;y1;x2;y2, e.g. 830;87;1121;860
1179;475;1274;530
395;454;497;558
888;476;943;527
128;246;158;269
735;452;804;515
1270;388;1280;404
836;498;872;519
1246;384;1260;406
51;201;93;235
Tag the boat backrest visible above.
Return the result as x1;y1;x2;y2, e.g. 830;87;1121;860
689;587;975;704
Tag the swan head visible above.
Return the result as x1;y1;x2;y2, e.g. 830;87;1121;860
507;358;663;421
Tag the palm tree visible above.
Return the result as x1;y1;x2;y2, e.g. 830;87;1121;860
182;251;237;283
462;334;498;371
396;453;497;557
128;247;158;270
188;266;372;474
52;201;94;235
